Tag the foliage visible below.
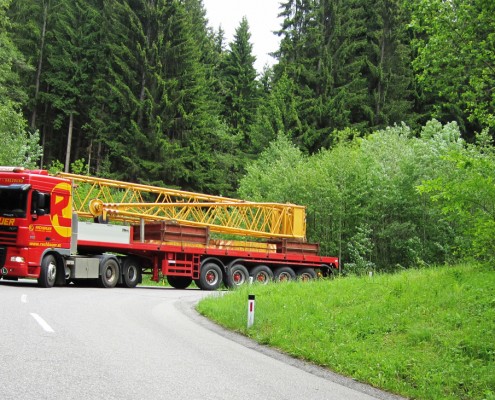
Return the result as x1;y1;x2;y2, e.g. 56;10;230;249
239;120;472;270
220;17;259;137
419;130;495;261
345;224;375;274
410;0;495;135
249;72;301;152
0;0;41;168
0;102;42;168
2;0;495;264
6;0;248;195
0;0;28;104
274;0;418;152
211;17;262;192
198;264;495;400
238;133;306;202
4;0;494;196
46;158;64;175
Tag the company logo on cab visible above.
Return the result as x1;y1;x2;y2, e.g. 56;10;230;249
50;182;72;238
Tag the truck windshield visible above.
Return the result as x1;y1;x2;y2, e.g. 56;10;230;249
0;185;29;218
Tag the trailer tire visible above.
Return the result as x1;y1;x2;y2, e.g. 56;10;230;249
167;276;192;289
38;254;57;288
122;258;141;288
228;263;249;287
250;265;273;285
320;264;335;278
197;262;223;291
273;266;296;282
297;268;317;281
98;258;120;288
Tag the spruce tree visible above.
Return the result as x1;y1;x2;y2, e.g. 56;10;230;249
43;0;100;171
275;0;368;152
363;0;416;129
1;0;42;168
221;17;260;142
8;0;63;167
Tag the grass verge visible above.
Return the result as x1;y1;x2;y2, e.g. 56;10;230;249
196;264;495;400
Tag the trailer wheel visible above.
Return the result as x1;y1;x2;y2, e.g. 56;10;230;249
122;258;141;288
167;276;192;289
230;264;249;287
297;268;317;281
320;264;336;278
273;266;296;282
38;254;57;288
98;258;120;288
250;265;273;285
197;262;223;291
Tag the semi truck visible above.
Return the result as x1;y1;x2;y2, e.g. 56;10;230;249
0;166;339;289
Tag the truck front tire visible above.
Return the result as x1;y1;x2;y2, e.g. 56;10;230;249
38;254;57;288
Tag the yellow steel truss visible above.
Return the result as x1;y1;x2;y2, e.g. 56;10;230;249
57;173;306;240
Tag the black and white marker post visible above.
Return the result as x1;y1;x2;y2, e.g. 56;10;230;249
247;294;255;328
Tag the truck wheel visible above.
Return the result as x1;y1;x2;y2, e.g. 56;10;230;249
250;265;273;285
98;258;120;288
320;264;335;278
273;266;296;282
38;255;57;288
297;268;317;281
197;262;223;291
230;264;249;287
122;258;141;288
167;276;192;289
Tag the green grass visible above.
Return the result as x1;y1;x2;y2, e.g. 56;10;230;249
140;274;200;288
196;264;495;400
140;274;168;287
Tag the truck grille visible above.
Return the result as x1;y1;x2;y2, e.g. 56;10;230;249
0;247;5;268
0;226;18;245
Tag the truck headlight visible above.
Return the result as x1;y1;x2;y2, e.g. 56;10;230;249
10;256;25;263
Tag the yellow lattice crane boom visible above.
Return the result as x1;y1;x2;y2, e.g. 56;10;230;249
57;172;307;240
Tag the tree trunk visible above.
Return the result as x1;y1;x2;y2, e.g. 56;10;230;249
31;0;49;129
64;112;74;172
96;140;102;175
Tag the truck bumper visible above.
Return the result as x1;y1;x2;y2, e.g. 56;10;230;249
0;247;38;278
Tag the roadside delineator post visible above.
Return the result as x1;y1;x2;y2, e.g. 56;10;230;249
247;294;255;328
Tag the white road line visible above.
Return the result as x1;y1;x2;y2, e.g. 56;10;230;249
30;313;55;333
21;294;28;304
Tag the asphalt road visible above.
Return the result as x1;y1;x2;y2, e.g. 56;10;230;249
0;280;403;400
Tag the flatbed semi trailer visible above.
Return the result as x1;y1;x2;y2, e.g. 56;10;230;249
0;167;339;289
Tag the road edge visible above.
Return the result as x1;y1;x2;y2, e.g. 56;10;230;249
176;295;407;400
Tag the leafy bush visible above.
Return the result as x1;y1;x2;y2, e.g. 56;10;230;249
0;101;42;168
239;120;492;269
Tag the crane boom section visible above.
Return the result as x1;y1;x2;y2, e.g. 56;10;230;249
89;200;305;239
57;172;245;205
57;173;307;239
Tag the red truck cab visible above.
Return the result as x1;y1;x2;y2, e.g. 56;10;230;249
0;167;72;283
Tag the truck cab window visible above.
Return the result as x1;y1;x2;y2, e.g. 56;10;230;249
0;187;28;218
31;190;51;216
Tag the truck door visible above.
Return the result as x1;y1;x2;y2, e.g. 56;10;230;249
30;182;72;249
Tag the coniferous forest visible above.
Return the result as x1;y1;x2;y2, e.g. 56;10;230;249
1;0;494;271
